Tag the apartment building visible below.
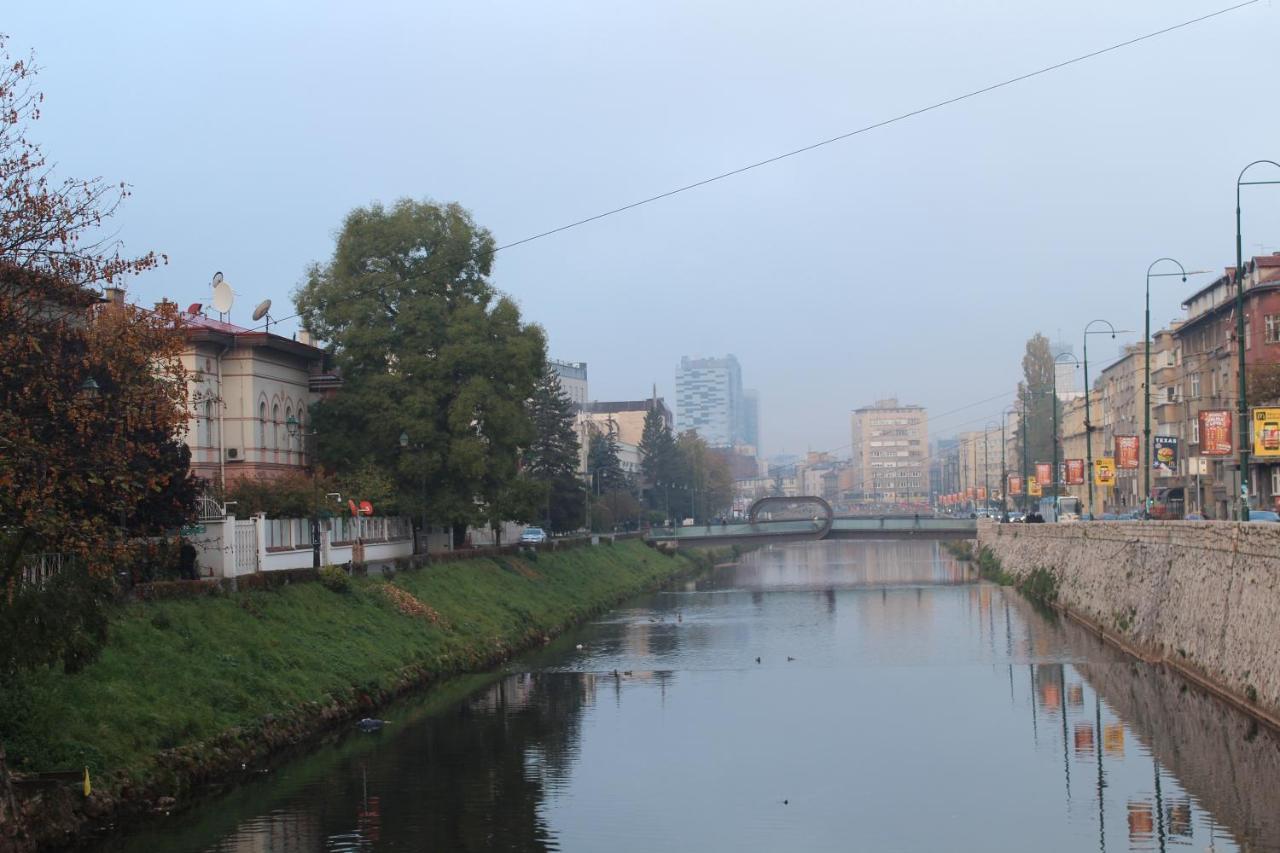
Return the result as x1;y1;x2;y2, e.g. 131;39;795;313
850;398;930;503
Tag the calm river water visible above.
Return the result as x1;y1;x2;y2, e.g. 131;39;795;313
92;541;1280;852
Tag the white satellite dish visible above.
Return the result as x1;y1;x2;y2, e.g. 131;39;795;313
252;299;272;322
212;280;234;314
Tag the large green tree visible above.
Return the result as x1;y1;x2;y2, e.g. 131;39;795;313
673;431;734;523
1016;332;1060;491
294;199;545;544
523;365;583;532
638;407;677;513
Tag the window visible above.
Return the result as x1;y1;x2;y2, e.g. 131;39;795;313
285;406;293;449
1190;372;1200;399
1268;314;1280;344
259;401;267;448
1165;386;1177;403
1192;417;1199;445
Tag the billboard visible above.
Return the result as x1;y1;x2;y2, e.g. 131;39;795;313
1066;459;1086;485
1199;410;1233;456
1028;476;1042;497
1115;435;1140;470
1152;436;1178;476
1008;476;1023;496
1094;458;1116;486
1036;462;1053;486
1252;407;1280;458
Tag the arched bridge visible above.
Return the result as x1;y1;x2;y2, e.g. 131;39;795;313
646;496;976;547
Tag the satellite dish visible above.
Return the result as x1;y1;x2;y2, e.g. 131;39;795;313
252;299;272;322
212;281;234;314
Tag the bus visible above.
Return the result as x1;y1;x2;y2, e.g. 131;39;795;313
1039;496;1081;522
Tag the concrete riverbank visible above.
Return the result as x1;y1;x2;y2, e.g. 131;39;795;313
0;541;720;852
978;520;1280;725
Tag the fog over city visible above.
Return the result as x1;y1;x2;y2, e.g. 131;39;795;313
7;0;1280;453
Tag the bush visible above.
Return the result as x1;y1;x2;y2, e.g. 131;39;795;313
319;564;351;593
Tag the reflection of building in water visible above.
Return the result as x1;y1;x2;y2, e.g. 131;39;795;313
1127;800;1155;841
225;809;324;853
1103;723;1125;757
1072;723;1094;755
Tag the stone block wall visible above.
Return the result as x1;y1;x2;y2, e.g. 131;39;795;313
978;520;1280;721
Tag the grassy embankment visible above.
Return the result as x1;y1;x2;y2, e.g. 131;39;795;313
1;540;713;783
943;539;1058;603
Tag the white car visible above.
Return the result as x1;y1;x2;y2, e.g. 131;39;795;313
519;527;548;544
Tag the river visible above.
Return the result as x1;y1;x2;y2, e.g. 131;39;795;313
89;541;1280;852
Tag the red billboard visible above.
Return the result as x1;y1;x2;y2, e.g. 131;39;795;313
1115;435;1140;470
1199;409;1233;456
1008;476;1023;496
1065;459;1085;485
1036;462;1053;486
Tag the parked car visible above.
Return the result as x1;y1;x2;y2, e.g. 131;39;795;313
1183;512;1207;521
1245;510;1280;523
519;526;548;544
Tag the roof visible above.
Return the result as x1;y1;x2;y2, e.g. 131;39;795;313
180;310;326;360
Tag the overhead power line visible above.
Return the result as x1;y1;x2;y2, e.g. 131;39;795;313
247;0;1258;335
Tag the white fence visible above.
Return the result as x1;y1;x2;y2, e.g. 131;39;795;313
193;514;417;579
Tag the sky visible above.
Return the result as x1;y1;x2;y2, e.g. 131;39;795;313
7;1;1280;457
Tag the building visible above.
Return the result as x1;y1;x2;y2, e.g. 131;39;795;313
1097;342;1144;512
956;427;1003;509
1172;253;1280;516
575;397;673;477
741;389;760;453
1051;340;1078;396
550;359;588;409
179;304;339;490
850;398;930;504
675;355;747;447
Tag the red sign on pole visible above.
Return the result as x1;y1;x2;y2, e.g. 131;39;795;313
1036;462;1053;486
1199;409;1233;456
1008;476;1023;496
1115;436;1140;470
1065;459;1085;485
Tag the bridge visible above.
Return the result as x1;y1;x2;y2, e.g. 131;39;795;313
645;496;977;547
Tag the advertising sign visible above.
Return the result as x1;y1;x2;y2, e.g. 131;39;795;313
1252;407;1280;458
1115;435;1140;470
977;487;987;501
1036;463;1053;486
1152;436;1179;476
1094;458;1116;487
1199;410;1233;456
1028;476;1042;497
1008;476;1023;496
1065;459;1085;485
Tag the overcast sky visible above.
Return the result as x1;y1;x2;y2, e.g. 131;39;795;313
8;1;1280;456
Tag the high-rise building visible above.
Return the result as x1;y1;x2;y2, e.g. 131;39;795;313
850;398;930;503
549;360;588;409
1051;341;1077;397
675;355;746;447
741;389;760;453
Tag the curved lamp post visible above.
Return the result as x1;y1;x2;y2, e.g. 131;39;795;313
1000;406;1018;520
1083;319;1125;519
285;414;321;568
1234;160;1280;520
983;421;1000;516
1053;351;1081;522
1145;259;1189;517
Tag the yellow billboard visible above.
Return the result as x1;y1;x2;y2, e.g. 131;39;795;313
1252;407;1280;458
1027;476;1042;497
1094;458;1116;487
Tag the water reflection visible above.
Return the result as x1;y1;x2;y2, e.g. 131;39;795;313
90;541;1280;853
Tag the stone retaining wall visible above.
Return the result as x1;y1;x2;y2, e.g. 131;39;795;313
978;520;1280;721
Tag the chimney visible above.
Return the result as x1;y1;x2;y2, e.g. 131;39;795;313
297;329;313;347
103;286;125;306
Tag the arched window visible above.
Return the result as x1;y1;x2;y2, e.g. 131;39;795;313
259;401;267;450
285;406;293;452
272;403;280;450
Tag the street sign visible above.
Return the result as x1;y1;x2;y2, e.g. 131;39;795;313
180;524;206;536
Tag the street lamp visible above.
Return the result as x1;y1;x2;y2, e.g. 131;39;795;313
399;430;430;553
285;414;321;569
1000;406;1018;521
983;420;999;516
1234;160;1280;520
1083;319;1128;520
1145;259;1196;517
1053;351;1081;522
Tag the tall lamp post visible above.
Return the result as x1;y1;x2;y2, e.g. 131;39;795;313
983;421;999;516
285;415;321;569
1000;406;1018;521
399;431;429;554
1053;352;1081;522
1144;259;1193;517
1083;320;1126;520
1234;160;1280;520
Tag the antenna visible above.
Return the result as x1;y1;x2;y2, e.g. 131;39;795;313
252;298;273;333
211;272;234;320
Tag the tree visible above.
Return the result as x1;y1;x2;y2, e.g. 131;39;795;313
673;431;734;523
523;365;583;532
586;423;627;496
638;407;676;513
294;199;545;545
1017;333;1059;486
